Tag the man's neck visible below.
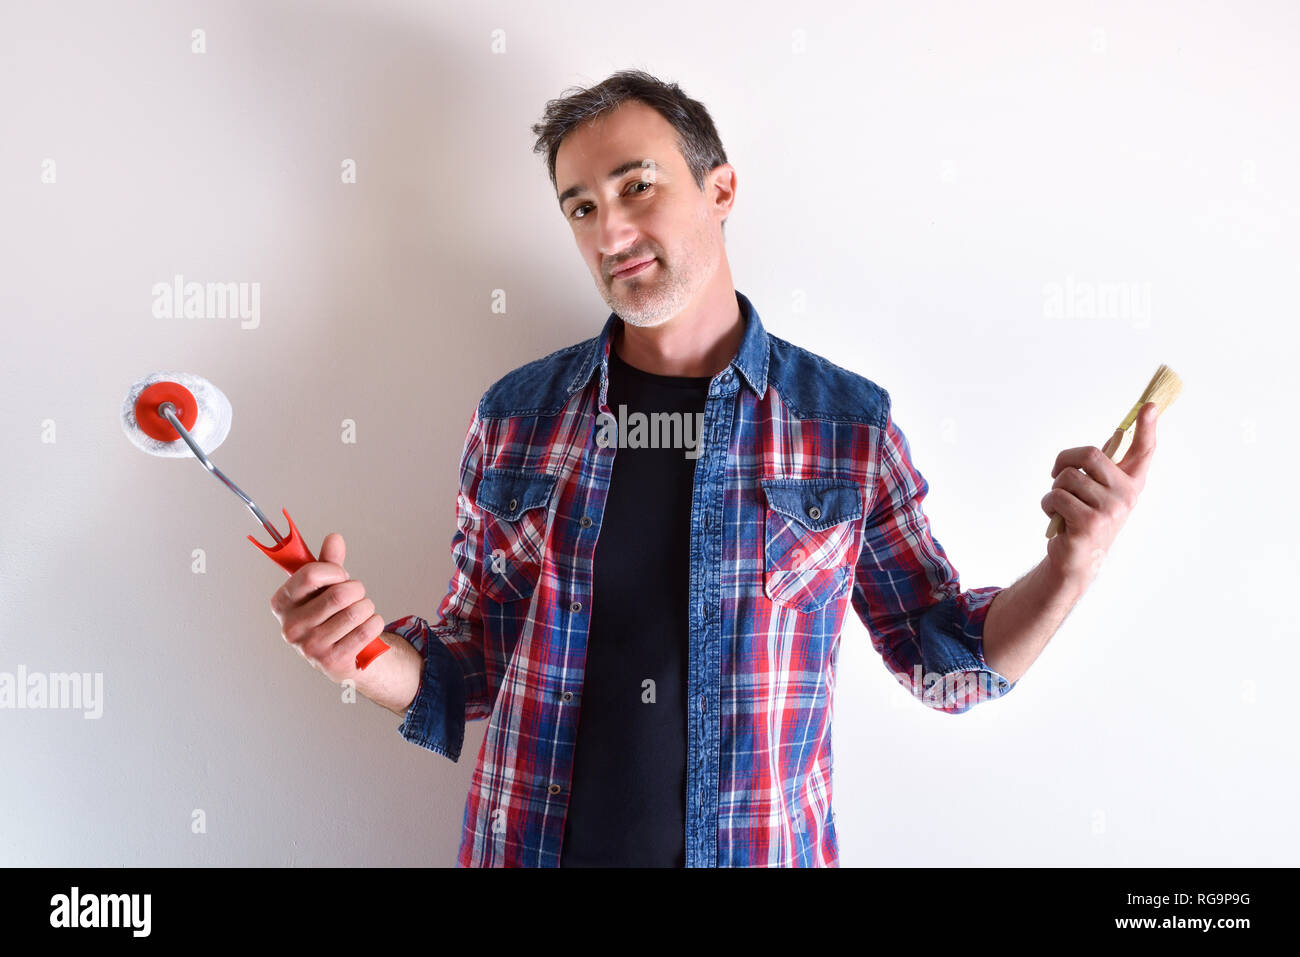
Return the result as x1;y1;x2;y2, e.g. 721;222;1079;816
612;285;744;379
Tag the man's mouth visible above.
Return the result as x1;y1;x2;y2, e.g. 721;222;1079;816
611;257;656;279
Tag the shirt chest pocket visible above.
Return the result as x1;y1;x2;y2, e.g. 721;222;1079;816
477;468;558;604
760;478;864;613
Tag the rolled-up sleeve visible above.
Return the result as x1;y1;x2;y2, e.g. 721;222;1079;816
384;615;471;760
384;400;492;760
850;394;1016;713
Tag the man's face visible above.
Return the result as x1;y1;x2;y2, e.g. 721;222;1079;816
554;100;728;328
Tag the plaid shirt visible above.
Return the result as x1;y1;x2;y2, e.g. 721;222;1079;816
386;289;1016;867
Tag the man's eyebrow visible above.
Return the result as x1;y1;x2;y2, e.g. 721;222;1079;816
557;158;657;210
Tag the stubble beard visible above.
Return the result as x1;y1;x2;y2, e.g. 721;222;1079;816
608;257;687;328
602;215;718;329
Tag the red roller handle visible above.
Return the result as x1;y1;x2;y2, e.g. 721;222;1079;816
248;507;315;573
249;508;391;670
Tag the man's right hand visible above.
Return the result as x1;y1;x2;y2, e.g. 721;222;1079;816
270;532;386;684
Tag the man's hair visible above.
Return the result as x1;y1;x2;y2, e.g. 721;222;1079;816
530;69;730;229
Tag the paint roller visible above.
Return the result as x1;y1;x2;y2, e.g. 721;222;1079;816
121;371;390;670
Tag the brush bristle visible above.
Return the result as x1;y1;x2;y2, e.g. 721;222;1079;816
1118;364;1183;431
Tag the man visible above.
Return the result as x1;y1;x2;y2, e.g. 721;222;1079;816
270;70;1159;867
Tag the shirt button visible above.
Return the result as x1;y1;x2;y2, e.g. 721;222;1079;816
570;600;582;612
580;515;592;528
561;690;574;701
548;784;561;795
699;695;707;711
508;497;518;511
807;505;822;520
721;370;732;382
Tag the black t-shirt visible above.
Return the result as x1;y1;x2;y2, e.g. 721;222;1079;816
559;342;711;867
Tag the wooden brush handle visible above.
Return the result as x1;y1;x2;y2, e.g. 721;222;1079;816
1045;428;1127;540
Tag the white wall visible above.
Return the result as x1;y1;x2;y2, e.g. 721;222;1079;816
1;0;1295;866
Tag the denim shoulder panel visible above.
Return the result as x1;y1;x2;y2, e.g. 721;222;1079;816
765;334;889;427
477;335;596;419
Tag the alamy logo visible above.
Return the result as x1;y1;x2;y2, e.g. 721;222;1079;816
595;404;706;459
151;273;261;329
0;666;103;719
49;887;151;937
1042;275;1151;329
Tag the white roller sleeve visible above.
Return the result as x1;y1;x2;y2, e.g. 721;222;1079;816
120;370;233;457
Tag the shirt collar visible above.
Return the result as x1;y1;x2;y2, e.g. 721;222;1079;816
567;288;770;400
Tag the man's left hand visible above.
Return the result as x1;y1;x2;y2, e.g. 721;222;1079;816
1041;401;1159;587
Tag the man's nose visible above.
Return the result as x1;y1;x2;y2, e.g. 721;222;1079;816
596;209;639;264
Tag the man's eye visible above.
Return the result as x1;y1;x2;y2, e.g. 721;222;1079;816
570;181;653;221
